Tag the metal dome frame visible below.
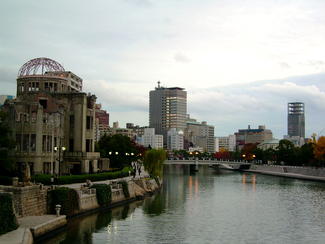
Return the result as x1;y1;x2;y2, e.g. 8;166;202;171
18;57;65;76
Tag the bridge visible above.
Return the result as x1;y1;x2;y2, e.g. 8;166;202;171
164;159;251;171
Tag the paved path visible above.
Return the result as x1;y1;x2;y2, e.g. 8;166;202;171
245;169;325;182
18;215;62;228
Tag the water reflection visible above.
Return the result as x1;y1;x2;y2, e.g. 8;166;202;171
41;165;325;244
40;202;140;244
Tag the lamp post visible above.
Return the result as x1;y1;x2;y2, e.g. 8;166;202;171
54;146;66;176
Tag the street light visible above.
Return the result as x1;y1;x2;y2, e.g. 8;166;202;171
54;146;66;176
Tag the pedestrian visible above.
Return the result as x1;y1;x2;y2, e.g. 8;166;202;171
138;166;141;176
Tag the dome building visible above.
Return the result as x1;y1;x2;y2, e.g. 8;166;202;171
3;58;107;176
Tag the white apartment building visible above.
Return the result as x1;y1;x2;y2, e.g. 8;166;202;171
216;135;236;152
139;128;163;149
167;128;184;150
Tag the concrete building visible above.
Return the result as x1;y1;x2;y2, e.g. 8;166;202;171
257;139;280;150
2;57;106;175
184;115;215;153
235;125;273;150
288;102;305;138
149;82;187;146
283;135;305;147
94;103;110;142
125;123;148;137
167;128;184;150
111;128;136;139
138;128;163;149
216;135;236;152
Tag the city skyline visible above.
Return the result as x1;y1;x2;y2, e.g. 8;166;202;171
1;0;325;138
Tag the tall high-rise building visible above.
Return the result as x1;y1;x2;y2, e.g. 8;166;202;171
149;82;187;146
288;102;305;138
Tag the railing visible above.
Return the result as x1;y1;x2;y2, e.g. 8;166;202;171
77;188;96;197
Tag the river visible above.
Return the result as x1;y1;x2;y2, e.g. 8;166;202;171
41;165;325;244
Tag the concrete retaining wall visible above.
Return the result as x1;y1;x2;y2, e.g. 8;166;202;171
0;185;47;217
251;165;325;177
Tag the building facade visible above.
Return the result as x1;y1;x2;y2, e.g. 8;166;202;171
149;82;187;146
3;57;104;175
167;128;184;150
138;128;163;149
94;103;110;142
216;135;236;152
184;116;215;153
235;125;273;150
288;102;305;138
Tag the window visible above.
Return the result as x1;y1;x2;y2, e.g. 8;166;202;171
16;134;21;151
42;135;46;152
86;139;92;152
43;162;51;174
30;134;36;152
86;116;93;129
28;162;34;176
70;115;74;129
69;139;74;152
39;99;47;109
47;136;52;152
22;134;29;152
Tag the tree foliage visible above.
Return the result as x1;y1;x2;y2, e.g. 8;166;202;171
276;139;297;165
314;136;325;163
96;134;141;168
143;149;167;177
0;111;15;175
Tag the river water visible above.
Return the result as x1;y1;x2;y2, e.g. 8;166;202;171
42;165;325;244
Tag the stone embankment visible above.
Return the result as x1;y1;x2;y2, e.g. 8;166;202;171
246;165;325;182
0;176;162;244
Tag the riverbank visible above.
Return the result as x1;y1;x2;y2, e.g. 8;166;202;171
0;175;162;244
245;164;325;182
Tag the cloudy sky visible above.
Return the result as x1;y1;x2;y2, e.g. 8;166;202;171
1;0;325;138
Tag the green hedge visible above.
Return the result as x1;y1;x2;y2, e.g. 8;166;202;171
32;167;131;185
91;184;112;206
0;193;18;234
0;176;13;185
118;181;130;198
48;187;79;216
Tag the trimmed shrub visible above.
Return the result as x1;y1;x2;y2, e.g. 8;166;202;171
0;175;13;185
0;193;18;234
32;167;131;185
118;181;130;198
91;184;112;206
48;187;79;216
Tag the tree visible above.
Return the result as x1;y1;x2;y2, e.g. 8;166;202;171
96;134;138;168
241;143;258;161
143;149;167;177
0;111;15;175
299;142;315;166
213;149;230;160
314;136;325;165
276;139;297;165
